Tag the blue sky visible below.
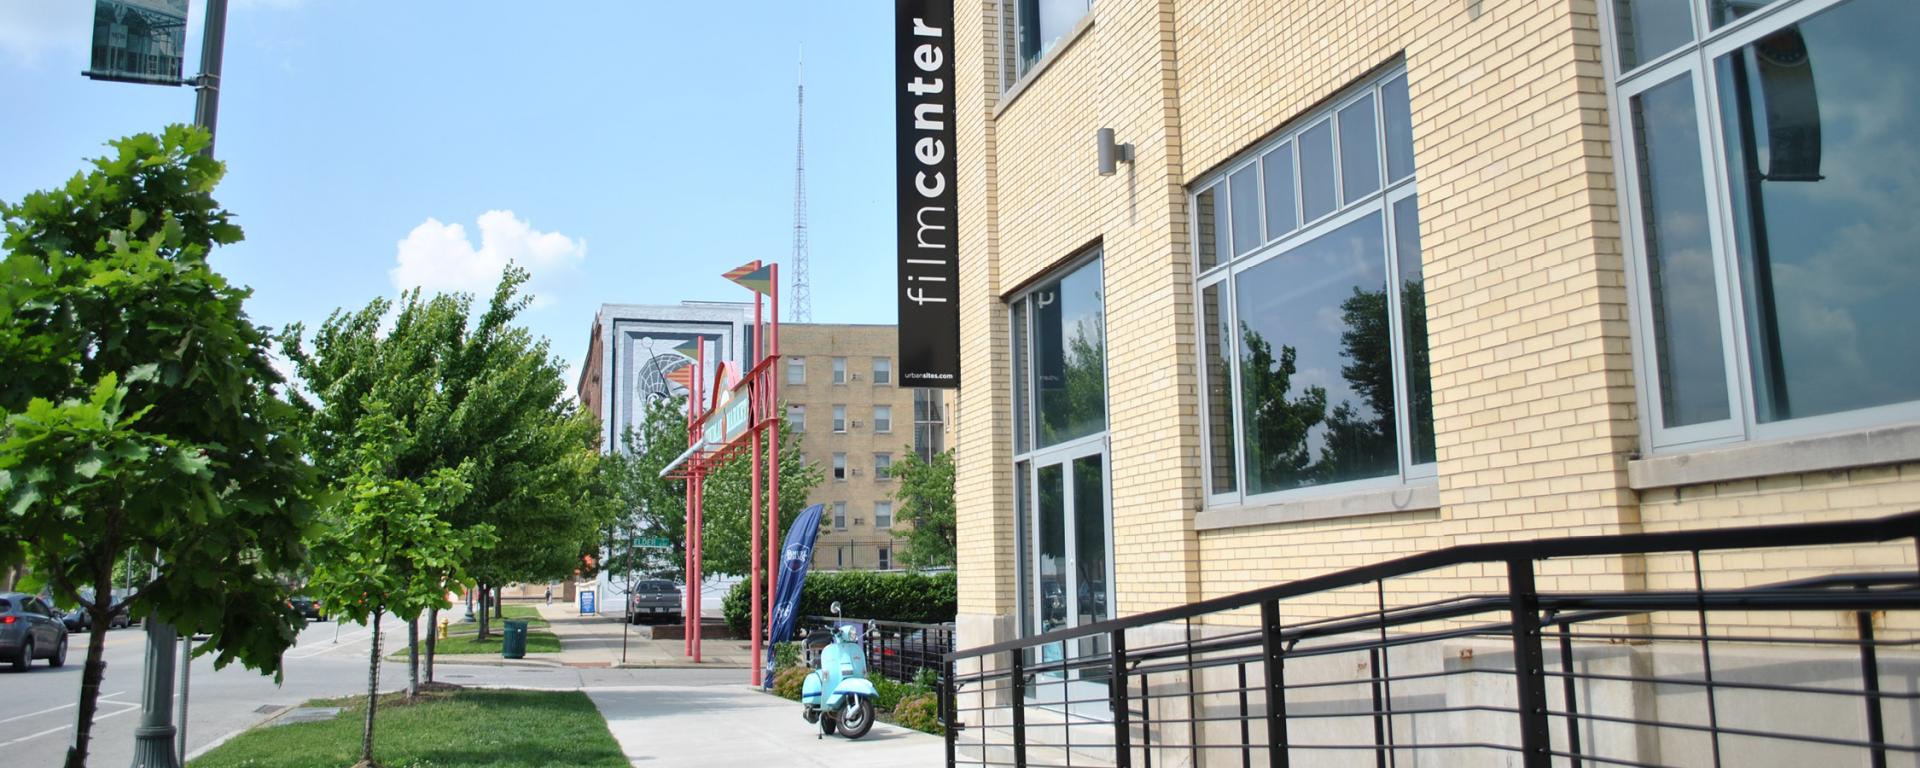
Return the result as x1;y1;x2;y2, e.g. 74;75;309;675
0;0;899;387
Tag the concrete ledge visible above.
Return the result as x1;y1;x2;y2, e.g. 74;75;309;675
1195;482;1439;531
1629;422;1920;490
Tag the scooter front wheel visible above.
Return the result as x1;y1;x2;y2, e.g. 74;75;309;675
839;697;875;739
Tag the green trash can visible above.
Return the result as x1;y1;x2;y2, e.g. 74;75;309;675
501;619;529;659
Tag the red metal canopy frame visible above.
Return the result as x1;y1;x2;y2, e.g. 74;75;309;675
659;262;781;685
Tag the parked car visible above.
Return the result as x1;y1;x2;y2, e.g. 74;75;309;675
59;588;133;632
0;592;69;671
288;595;326;621
627;579;682;624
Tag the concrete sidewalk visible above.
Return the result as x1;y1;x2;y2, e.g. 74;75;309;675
588;684;943;767
523;602;756;669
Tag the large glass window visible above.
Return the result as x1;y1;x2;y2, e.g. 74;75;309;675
1028;254;1106;448
1193;67;1435;502
1008;0;1092;85
1610;0;1920;449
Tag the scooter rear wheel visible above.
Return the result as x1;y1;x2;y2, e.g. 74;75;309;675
839;697;875;739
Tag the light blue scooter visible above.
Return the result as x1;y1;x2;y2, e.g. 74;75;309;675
800;601;877;739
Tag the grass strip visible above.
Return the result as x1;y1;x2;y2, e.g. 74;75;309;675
190;688;626;768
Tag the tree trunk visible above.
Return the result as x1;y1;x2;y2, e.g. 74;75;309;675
62;563;114;768
362;607;383;765
406;618;420;698
424;607;438;683
493;585;503;619
476;583;490;641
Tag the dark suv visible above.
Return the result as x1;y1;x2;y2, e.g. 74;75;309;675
626;579;682;624
0;593;69;671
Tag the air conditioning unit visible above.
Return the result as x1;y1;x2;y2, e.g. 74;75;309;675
854;518;865;525
851;419;864;428
850;468;863;476
852;372;863;381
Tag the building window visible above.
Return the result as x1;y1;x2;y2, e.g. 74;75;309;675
787;405;805;433
832;405;846;433
1002;0;1092;87
1010;249;1112;643
873;357;892;385
913;389;946;461
1192;67;1433;503
875;501;893;529
787;357;806;385
833;452;847;481
832;357;847;385
874;452;893;480
833;501;847;530
1606;0;1920;451
877;546;891;571
874;405;893;433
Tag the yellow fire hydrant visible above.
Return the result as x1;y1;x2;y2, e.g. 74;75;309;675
438;618;450;640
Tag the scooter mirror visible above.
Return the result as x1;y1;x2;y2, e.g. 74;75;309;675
830;601;842;617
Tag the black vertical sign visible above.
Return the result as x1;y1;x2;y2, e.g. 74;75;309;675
896;0;961;389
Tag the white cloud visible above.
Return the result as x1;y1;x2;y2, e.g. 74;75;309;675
0;0;91;67
389;210;586;309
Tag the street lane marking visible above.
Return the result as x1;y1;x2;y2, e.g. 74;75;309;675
0;690;124;725
285;617;406;659
0;701;139;746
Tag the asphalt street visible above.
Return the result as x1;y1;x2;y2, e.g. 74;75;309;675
0;615;725;767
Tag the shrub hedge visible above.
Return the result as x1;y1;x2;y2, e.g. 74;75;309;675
724;570;956;636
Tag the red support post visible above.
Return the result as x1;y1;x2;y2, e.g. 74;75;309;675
767;265;781;654
749;294;764;687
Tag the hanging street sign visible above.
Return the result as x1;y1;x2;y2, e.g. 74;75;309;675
84;0;190;86
634;537;672;550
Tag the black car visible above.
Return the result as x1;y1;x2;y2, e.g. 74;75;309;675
60;589;133;632
289;596;326;621
0;592;69;671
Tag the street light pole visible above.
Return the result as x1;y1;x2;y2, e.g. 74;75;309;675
129;3;227;767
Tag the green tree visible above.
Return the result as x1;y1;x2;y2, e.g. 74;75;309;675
599;396;689;584
1316;286;1397;482
281;269;608;644
698;413;822;577
0;126;316;768
888;448;955;570
307;407;492;766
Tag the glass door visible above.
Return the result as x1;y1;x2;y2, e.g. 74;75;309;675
1026;436;1111;715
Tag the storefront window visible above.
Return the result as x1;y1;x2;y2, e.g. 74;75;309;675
1610;0;1920;448
1193;67;1434;502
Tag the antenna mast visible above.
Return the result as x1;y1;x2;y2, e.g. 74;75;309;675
790;47;812;323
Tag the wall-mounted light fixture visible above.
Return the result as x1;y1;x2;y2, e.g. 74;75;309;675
1097;127;1134;176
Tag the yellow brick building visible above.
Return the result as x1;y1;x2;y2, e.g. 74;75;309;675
949;0;1920;676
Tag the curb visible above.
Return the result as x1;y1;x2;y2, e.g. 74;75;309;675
429;656;568;669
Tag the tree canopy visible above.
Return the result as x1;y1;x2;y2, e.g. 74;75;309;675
0;126;316;768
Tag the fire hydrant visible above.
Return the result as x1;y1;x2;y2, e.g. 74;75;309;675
438;618;450;640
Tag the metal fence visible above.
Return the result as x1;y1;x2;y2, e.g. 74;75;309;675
799;614;956;683
942;510;1920;768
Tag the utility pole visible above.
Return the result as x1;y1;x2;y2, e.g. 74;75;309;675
128;3;227;767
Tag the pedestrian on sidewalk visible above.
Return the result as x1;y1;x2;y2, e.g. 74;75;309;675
545;586;553;606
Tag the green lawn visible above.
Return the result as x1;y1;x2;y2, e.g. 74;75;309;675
388;605;561;657
189;688;628;768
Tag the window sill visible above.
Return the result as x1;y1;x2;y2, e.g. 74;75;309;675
1628;421;1920;490
1195;482;1440;531
994;12;1095;120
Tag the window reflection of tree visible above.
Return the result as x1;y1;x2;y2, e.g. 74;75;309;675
1240;276;1416;492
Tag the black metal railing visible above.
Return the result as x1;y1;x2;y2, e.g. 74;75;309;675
943;510;1920;768
799;614;956;683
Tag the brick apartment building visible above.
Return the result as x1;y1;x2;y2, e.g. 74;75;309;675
782;323;954;572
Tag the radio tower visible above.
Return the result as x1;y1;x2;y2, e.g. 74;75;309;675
790;47;812;323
